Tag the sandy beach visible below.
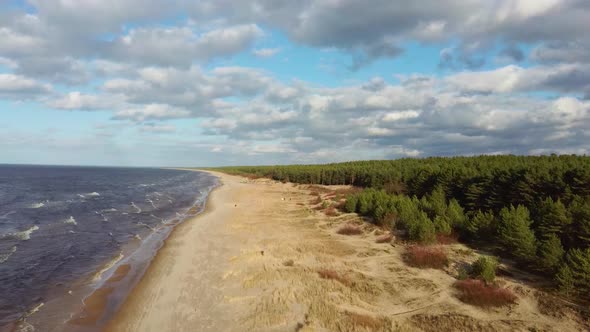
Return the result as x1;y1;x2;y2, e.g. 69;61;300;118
105;171;588;331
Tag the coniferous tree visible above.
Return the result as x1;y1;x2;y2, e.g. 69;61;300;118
464;210;496;240
537;197;570;238
537;233;565;273
498;205;537;262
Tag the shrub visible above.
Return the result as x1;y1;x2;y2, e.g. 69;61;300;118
324;207;339;217
405;245;448;269
454;279;517;307
471;256;498;284
375;233;393;243
337;224;363;235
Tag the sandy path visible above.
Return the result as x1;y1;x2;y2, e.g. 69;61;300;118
107;172;588;332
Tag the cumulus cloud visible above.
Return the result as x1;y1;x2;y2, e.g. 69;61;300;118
0;74;52;99
1;0;590;165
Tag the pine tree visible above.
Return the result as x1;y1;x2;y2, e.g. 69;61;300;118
464;210;496;240
498;205;537;262
537;197;570;237
446;198;467;229
537;233;565;273
555;265;575;296
562;248;590;293
568;196;590;248
408;211;436;244
433;215;452;235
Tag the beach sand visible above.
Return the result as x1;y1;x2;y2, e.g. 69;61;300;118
106;171;588;331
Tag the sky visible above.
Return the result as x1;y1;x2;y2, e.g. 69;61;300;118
0;0;589;167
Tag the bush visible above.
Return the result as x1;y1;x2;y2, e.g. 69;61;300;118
337;224;363;235
454;279;517;307
471;256;498;284
324;206;339;216
405;245;448;269
375;233;393;243
317;269;351;286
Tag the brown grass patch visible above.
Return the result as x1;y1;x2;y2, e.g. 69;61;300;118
346;311;386;330
317;269;351;286
375;233;393;243
404;245;448;269
336;224;362;235
283;259;294;267
454;279;517;307
324;206;339;217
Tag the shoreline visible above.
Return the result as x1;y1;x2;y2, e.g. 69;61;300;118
62;170;221;331
104;170;236;331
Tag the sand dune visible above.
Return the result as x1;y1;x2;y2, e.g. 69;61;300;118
106;172;588;331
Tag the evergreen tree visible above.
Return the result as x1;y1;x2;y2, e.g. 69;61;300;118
568;196;590;248
536;197;570;238
555;265;575;295
561;248;590;293
344;195;358;213
464;210;496;240
433;215;452;235
408;211;436;244
537;233;565;273
498;205;537;262
446;198;467;229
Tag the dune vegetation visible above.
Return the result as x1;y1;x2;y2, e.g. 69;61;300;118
212;155;590;299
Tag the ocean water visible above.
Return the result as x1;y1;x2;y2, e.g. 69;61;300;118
0;165;217;330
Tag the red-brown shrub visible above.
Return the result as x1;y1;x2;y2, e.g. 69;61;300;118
404;245;448;269
337;224;362;235
436;232;459;245
454;279;517;307
317;269;351;286
375;233;393;243
324;207;339;216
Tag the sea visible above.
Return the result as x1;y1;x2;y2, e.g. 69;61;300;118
0;165;218;331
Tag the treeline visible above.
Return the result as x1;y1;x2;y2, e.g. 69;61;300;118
213;155;590;296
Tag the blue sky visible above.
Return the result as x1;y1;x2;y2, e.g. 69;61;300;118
0;1;589;166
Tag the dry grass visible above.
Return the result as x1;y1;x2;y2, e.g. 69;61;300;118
346;311;386;330
404;245;448;269
317;269;351;286
336;224;363;235
454;279;517;307
296;202;305;206
283;259;294;267
375;233;393;243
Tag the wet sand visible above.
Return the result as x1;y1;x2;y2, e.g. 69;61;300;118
105;171;589;331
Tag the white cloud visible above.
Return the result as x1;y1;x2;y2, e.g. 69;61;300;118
252;48;280;57
0;74;52;99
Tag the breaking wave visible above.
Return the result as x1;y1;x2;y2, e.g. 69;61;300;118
0;246;17;264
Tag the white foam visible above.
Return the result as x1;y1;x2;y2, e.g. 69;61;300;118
92;252;124;282
3;225;39;241
29;202;45;209
63;216;77;225
103;208;117;212
0;246;17;264
0;211;16;219
131;202;142;213
146;198;157;209
137;222;155;231
86;192;100;197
